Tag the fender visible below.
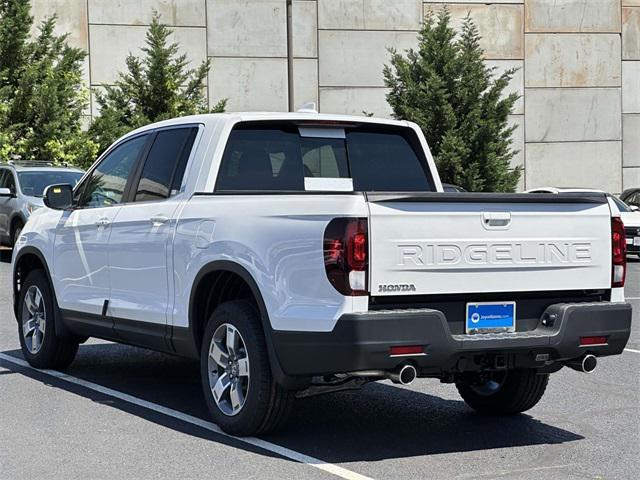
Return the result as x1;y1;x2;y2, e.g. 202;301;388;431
186;260;310;390
12;246;74;338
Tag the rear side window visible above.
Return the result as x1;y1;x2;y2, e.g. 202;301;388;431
216;128;304;191
134;127;198;202
215;123;433;192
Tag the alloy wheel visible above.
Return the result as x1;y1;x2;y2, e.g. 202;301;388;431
21;285;46;354
207;323;250;416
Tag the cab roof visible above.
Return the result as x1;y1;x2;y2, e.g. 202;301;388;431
125;111;412;137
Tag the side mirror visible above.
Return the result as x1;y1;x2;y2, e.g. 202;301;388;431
43;184;73;210
0;187;13;197
630;205;639;212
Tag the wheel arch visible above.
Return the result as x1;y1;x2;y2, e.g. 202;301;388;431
9;213;25;238
187;260;309;390
12;247;72;338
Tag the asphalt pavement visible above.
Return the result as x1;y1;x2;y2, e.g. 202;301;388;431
0;248;638;480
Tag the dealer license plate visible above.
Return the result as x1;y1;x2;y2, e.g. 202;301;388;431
466;302;516;334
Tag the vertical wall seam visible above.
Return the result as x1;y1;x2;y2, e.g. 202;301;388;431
86;0;93;119
522;2;527;190
316;0;321;111
616;1;626;194
287;0;294;111
205;0;210;108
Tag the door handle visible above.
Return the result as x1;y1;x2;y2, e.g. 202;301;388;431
150;215;169;225
95;217;110;227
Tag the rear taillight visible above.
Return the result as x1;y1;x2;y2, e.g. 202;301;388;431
324;218;368;296
612;217;626;288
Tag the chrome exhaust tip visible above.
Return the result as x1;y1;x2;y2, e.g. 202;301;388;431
566;354;597;374
391;364;417;385
346;365;418;385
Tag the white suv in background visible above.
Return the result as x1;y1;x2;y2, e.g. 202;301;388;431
0;163;84;247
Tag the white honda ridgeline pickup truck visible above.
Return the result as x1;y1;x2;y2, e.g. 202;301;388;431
12;112;632;436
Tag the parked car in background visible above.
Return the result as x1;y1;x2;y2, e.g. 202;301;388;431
442;183;467;193
0;162;84;247
611;196;640;257
526;187;605;194
526;187;640;258
620;188;640;209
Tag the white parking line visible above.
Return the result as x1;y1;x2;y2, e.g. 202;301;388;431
625;348;640;354
0;352;373;480
624;297;640;300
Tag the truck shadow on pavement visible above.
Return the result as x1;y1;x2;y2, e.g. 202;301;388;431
0;343;583;463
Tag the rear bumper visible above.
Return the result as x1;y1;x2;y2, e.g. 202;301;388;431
272;302;632;376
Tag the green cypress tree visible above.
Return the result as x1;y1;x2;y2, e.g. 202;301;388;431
384;8;521;192
90;13;226;155
0;0;96;168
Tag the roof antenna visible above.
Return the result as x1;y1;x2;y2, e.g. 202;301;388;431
297;102;318;113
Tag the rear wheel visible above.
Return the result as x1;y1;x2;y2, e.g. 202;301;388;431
455;369;549;415
200;300;294;436
18;269;79;369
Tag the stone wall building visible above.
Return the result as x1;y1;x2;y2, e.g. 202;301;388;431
31;0;640;192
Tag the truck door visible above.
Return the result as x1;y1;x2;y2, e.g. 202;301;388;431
53;134;149;337
107;126;199;349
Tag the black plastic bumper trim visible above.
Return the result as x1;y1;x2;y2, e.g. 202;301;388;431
271;302;632;376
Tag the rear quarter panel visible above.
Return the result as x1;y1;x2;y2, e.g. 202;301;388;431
172;194;369;332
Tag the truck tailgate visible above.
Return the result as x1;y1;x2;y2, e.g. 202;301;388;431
367;193;612;296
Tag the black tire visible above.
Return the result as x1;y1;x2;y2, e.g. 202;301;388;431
11;222;23;248
456;369;549;415
17;269;79;369
200;300;294;436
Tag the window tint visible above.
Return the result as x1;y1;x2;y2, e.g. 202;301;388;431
134;127;198;202
347;131;433;192
215;123;433;193
78;135;147;208
216;128;304;191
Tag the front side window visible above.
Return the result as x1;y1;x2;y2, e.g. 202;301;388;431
18;171;83;197
78;135;148;208
134;127;198;202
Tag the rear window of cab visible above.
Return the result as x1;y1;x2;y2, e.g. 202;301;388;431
215;122;435;193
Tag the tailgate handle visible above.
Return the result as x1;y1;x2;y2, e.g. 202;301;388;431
482;212;511;229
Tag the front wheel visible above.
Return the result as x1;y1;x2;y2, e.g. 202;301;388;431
200;300;294;436
455;369;549;415
18;269;79;369
11;222;23;248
